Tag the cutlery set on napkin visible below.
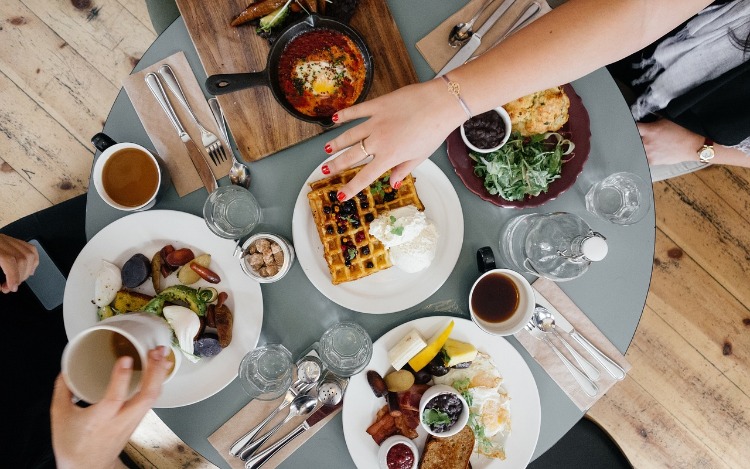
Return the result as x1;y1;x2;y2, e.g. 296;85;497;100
122;52;233;196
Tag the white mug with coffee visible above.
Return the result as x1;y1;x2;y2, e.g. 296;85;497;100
469;269;535;336
61;312;178;403
91;133;164;211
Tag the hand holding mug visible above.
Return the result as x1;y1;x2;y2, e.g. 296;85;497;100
51;346;172;469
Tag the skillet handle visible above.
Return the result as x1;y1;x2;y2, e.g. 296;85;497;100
205;73;268;95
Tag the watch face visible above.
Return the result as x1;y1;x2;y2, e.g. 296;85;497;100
699;147;715;162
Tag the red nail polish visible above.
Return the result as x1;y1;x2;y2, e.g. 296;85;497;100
324;144;333;154
321;164;330;175
393;181;402;190
337;191;346;201
332;113;339;123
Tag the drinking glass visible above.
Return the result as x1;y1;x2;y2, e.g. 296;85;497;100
585;172;650;225
318;322;373;377
203;185;262;239
238;344;293;400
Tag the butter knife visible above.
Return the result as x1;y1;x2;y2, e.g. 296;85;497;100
145;72;218;193
437;0;517;76
244;402;341;469
536;294;625;380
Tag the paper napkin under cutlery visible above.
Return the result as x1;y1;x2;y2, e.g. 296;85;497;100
122;51;231;196
209;377;343;469
416;0;551;74
515;278;631;411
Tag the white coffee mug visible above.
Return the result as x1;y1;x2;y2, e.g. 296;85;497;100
91;133;164;211
469;268;534;336
61;313;177;403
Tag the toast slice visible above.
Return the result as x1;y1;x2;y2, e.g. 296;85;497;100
418;425;475;469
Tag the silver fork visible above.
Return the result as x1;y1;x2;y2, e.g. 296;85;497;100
525;318;599;397
229;379;314;457
157;64;227;166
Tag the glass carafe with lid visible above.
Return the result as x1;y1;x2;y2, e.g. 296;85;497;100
498;212;607;281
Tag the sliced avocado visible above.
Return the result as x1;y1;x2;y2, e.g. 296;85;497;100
258;4;289;32
143;285;207;317
97;305;116;320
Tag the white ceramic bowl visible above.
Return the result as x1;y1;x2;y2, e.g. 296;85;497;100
377;435;419;469
469;268;534;336
239;233;295;283
460;107;512;154
418;384;469;438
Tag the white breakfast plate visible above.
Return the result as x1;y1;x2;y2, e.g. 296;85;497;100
342;316;541;469
63;210;263;408
292;158;463;314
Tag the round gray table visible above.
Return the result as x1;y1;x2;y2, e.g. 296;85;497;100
86;2;654;467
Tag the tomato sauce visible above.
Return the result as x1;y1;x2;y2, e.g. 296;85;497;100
278;28;366;117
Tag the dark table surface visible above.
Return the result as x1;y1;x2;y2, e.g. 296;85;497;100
84;1;654;467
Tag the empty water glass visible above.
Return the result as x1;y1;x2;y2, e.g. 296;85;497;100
238;344;293;400
318;322;373;377
585;172;650;225
203;185;262;239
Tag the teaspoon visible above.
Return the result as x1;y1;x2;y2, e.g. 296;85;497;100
208;97;251;189
448;0;496;47
535;306;600;381
238;394;317;460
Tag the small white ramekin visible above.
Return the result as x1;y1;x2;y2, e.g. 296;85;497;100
460;106;512;154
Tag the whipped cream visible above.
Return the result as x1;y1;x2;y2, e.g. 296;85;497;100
369;205;438;273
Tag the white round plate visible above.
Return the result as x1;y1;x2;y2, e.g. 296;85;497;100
63;210;263;408
292;159;463;314
342;316;541;469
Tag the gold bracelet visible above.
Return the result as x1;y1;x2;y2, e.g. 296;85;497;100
441;75;472;120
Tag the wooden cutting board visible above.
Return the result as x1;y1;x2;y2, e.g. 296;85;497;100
175;0;418;161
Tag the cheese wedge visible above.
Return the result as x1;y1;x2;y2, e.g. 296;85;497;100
441;338;478;367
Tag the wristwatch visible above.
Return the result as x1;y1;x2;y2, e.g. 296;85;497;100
697;137;715;163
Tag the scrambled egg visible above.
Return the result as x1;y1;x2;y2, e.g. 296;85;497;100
432;352;511;460
503;86;570;136
294;60;347;96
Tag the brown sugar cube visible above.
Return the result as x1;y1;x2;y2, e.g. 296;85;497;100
263;252;274;266
249;253;264;270
273;251;284;265
257;238;271;254
259;266;268;277
265;264;279;276
247;243;258;254
270;241;281;254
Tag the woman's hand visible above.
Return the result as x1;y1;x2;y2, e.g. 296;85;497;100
51;346;172;469
0;234;39;293
637;119;704;166
321;79;466;200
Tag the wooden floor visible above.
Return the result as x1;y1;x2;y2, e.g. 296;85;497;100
2;2;748;468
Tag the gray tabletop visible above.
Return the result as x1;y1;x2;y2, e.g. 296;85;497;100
86;1;654;467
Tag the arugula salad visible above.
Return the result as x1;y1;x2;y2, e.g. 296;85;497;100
469;131;575;201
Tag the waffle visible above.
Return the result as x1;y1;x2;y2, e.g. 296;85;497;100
307;166;424;284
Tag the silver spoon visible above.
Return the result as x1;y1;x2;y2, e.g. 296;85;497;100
535;306;600;381
449;0;496;47
238;393;317;461
208;97;251;189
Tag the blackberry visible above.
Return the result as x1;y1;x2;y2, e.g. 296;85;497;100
364;213;375;222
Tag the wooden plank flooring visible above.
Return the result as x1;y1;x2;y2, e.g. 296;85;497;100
2;2;748;468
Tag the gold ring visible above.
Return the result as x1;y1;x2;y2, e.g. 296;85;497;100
360;139;373;158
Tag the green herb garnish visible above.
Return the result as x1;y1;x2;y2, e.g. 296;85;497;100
422;409;452;426
389;215;396;223
370;180;384;198
347;248;357;261
469;131;574;201
391;226;404;236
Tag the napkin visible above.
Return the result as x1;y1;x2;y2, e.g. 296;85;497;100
416;0;551;74
122;52;232;196
514;278;631;411
208;375;345;469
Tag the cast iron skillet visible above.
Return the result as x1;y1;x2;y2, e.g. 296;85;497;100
205;14;373;127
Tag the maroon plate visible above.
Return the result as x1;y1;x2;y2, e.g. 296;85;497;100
446;83;591;208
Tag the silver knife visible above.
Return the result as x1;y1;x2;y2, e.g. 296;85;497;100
537;294;626;380
145;72;218;193
472;1;541;60
437;0;517;76
244;402;341;469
